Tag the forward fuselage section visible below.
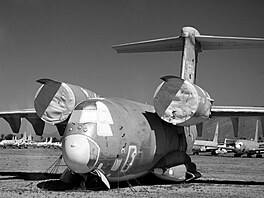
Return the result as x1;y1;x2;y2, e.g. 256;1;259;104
62;97;193;181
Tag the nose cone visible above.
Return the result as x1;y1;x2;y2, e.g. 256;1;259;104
235;141;243;150
62;135;92;173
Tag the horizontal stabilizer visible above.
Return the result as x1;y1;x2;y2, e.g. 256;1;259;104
112;36;182;53
196;35;264;50
113;34;264;53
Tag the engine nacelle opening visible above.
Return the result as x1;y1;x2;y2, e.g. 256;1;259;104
34;79;100;124
153;76;213;126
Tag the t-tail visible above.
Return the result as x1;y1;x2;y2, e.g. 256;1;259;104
113;26;264;84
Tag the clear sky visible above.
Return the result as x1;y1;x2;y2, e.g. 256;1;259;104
0;0;264;136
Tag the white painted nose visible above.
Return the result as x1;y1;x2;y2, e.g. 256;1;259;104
235;142;243;150
62;134;91;173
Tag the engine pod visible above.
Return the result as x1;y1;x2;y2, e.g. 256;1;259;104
34;79;99;124
153;76;212;126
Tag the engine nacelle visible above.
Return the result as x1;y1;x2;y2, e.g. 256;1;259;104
34;79;99;124
153;76;213;126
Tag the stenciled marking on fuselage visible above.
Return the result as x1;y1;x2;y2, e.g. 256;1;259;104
121;145;137;173
95;101;114;136
69;101;114;136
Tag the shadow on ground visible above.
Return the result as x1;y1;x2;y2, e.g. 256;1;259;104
1;171;264;192
0;171;60;181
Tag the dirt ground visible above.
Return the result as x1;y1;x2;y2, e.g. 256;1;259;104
0;148;263;198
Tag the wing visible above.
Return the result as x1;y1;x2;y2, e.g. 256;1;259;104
0;109;65;136
211;106;264;117
196;106;264;137
248;148;264;153
0;109;45;136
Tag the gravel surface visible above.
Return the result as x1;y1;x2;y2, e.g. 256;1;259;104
0;148;263;198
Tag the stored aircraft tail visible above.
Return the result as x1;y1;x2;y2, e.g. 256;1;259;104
113;27;264;131
113;26;264;84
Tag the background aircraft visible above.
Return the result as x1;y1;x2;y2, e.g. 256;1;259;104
0;135;17;148
36;137;49;148
12;131;27;148
233;120;264;157
192;123;219;155
0;27;264;189
217;138;235;154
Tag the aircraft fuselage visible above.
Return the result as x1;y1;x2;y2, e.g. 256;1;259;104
235;139;264;155
62;97;197;182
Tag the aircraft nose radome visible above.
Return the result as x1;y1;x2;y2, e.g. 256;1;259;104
62;135;91;173
235;142;243;150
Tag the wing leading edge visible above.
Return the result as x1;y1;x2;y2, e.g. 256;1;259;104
211;106;264;117
207;106;264;138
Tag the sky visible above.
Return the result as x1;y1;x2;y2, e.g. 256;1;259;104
0;0;264;136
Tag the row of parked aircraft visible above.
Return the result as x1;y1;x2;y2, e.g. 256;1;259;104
0;132;62;149
192;120;264;157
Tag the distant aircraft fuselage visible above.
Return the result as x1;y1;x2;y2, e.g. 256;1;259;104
234;139;264;155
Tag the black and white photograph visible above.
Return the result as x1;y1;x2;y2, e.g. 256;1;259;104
0;1;263;197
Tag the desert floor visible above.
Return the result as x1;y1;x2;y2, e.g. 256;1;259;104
0;148;263;198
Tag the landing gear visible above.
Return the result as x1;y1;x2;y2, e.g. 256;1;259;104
247;154;252;158
211;150;218;156
234;153;242;157
256;153;262;158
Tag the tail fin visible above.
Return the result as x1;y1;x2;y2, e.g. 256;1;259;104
254;120;259;142
212;123;219;143
28;134;32;141
223;138;227;147
113;26;264;83
22;132;27;141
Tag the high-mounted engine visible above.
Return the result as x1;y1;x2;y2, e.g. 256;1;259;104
153;76;213;126
34;79;99;124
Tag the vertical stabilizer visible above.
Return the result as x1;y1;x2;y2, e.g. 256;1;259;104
180;27;201;83
22;131;27;141
28;134;32;141
254;120;259;142
213;123;219;143
223;138;227;147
